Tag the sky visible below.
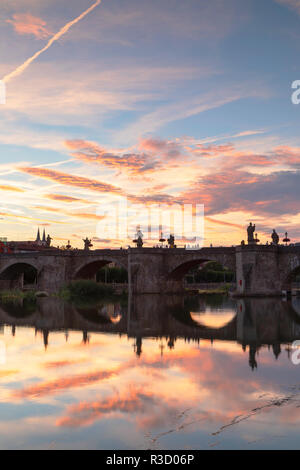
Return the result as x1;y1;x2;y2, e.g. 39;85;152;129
0;0;300;248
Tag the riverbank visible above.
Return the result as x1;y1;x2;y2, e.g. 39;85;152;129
0;290;37;302
59;280;127;304
185;283;233;295
0;280;128;303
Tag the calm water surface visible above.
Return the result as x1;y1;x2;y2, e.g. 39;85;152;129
0;294;299;450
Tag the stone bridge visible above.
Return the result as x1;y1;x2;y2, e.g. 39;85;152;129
0;244;299;296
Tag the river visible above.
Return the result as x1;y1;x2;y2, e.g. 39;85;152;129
0;294;299;449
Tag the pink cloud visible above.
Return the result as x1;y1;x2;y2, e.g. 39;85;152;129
46;194;93;204
20;166;124;195
19;139;300;235
191;143;235;156
6;13;52;40
138;137;184;159
64;137;189;175
65;138;300;181
56;388;155;428
65;139;159;174
20;165;174;206
13;364;128;399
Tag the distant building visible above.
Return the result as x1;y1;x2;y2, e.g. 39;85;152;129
2;229;56;253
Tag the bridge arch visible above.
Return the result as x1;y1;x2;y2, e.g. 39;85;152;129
190;311;237;329
168;258;235;282
170;302;237;335
75;304;125;326
73;257;128;281
286;300;300;322
184;311;237;332
0;302;37;320
0;262;39;289
282;264;300;292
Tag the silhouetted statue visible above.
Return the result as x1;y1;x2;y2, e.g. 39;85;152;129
272;343;281;360
43;329;49;350
82;330;89;344
247;222;256;244
133;226;143;248
83;237;93;251
271;229;279;245
136;236;143;248
134;336;142;357
249;344;258;370
46;234;52;247
167;234;176;248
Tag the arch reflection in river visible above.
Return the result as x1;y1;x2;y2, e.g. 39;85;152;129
0;294;300;369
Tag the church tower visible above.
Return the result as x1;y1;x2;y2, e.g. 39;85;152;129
36;228;41;243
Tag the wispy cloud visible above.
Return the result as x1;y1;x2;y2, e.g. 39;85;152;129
0;62;213;129
6;13;52;40
0;184;24;193
0;211;66;225
33;205;104;221
18;165;176;206
205;217;244;230
46;194;93;204
57;388;155;428
13;369;118;399
19;166;124;195
13;362;131;399
116;85;269;144
65;139;152;174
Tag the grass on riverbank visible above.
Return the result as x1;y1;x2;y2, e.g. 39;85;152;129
0;290;36;303
60;280;115;302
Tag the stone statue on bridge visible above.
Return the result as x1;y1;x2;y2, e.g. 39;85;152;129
247;222;256;244
167;234;176;249
83;237;93;251
46;234;52;247
133;226;143;248
271;229;279;245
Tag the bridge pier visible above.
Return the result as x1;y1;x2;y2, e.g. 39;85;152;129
37;256;67;293
129;250;184;294
236;245;283;297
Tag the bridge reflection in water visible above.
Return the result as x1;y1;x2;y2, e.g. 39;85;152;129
1;294;300;370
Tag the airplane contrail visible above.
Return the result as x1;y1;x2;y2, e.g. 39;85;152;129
2;0;102;84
